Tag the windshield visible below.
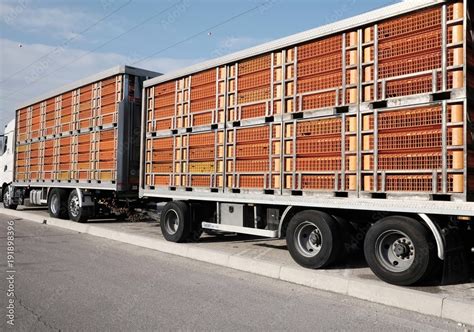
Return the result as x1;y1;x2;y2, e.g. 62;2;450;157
0;135;5;156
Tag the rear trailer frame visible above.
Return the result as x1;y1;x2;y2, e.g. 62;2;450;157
139;0;473;285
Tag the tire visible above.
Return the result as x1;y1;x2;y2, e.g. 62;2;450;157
364;216;438;286
67;190;89;223
2;185;17;210
286;210;342;269
48;188;68;219
160;201;191;243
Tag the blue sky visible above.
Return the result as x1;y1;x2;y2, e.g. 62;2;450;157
0;0;398;130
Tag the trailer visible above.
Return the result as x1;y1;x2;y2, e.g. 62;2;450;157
5;66;160;221
140;0;474;285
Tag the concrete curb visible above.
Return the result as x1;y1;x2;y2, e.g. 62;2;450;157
2;208;473;326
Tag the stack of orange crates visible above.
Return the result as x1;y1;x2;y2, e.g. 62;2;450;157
143;0;471;200
15;74;132;184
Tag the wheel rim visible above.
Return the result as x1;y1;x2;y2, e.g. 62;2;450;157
294;221;323;258
164;209;179;235
375;230;415;273
69;194;80;217
50;194;59;215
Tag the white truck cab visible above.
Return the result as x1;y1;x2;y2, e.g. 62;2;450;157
0;119;15;205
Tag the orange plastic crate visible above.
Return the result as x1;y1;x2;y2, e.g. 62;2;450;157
152;150;173;162
301;175;336;190
155;93;175;108
378;8;441;41
191;69;215;87
154;105;175;120
189;132;216;146
237;86;271;104
382;74;438;99
369;153;444;170
233;159;269;172
297;54;342;78
152;137;174;150
238;71;271;91
190;98;215;113
190;83;216;100
190;175;212;187
238;175;265;189
235;143;269;158
294;137;341;155
154;175;170;186
300;91;337;111
379;52;441;79
192;111;214;127
296;118;342;137
155;118;173;131
295;157;341;172
298;35;342;61
297;72;342;94
378;30;441;61
375;106;442;131
240;103;266;120
189;147;215;161
238;55;271;76
383;175;441;192
235;126;269;143
152;163;173;173
154;81;175;96
376;130;442;151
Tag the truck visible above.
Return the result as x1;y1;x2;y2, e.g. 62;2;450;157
4;65;160;220
5;0;474;286
0;119;15;205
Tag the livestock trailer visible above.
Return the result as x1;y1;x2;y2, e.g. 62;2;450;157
140;0;474;285
5;66;160;221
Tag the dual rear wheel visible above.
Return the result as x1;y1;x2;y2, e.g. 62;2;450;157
364;216;437;286
48;189;89;222
286;211;437;286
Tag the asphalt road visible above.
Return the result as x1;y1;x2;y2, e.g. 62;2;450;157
0;214;468;331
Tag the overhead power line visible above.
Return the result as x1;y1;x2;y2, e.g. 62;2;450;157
0;0;133;85
1;0;274;103
1;1;183;101
133;1;269;66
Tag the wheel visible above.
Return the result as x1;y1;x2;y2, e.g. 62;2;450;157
67;190;89;223
286;210;342;269
48;188;68;219
2;185;17;210
364;216;437;286
160;201;191;243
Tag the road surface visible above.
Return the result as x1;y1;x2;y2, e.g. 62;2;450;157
0;214;469;331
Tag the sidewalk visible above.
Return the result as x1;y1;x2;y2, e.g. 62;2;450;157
1;207;473;326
